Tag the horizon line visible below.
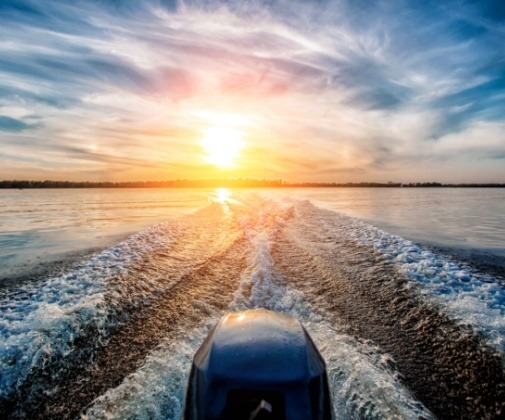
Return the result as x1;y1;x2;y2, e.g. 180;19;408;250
1;179;505;188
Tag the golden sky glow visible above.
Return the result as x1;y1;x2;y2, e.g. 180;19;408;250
0;1;504;183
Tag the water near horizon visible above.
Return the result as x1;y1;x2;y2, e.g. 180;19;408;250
0;189;212;279
2;188;504;279
0;187;504;419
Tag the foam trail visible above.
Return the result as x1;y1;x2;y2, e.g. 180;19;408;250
339;212;505;351
261;195;504;352
83;314;220;420
84;198;433;419
5;193;502;418
0;224;169;400
229;199;434;419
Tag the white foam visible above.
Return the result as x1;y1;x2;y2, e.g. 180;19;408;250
229;200;434;419
0;222;175;399
7;193;497;416
83;316;219;420
84;198;433;419
84;312;433;419
337;214;505;352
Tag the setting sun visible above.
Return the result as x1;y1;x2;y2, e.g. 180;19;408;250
200;125;244;168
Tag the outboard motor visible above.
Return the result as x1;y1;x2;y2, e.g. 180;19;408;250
184;309;332;419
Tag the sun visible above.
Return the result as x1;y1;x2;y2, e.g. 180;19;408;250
200;125;244;168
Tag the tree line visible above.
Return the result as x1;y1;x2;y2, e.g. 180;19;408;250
1;179;504;189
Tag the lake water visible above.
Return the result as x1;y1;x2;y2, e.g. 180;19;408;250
282;187;505;267
0;187;504;418
0;189;211;277
1;187;504;278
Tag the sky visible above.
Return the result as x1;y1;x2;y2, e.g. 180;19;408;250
0;0;504;183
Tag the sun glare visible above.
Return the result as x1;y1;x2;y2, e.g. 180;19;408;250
200;125;244;168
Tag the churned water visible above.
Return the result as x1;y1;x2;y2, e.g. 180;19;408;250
0;188;503;419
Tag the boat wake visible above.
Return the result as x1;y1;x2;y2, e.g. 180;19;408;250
0;192;503;419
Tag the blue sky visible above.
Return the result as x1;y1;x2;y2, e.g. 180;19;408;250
0;0;504;182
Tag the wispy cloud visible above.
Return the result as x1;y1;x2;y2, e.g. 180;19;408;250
0;0;504;182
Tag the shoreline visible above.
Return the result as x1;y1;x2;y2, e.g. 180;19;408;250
2;181;505;189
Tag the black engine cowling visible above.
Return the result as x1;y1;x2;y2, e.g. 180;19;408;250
184;308;332;420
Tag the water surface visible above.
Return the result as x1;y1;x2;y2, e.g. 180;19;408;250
0;188;210;278
0;187;503;419
283;187;505;258
2;188;504;279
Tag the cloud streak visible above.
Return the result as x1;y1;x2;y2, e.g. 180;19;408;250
0;0;504;182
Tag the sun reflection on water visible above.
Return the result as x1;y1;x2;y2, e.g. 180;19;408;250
215;188;232;203
209;188;235;213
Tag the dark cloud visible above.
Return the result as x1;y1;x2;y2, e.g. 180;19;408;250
0;1;105;37
0;53;149;95
0;116;36;132
333;53;413;110
489;151;505;160
0;85;81;109
429;63;505;137
54;144;158;167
